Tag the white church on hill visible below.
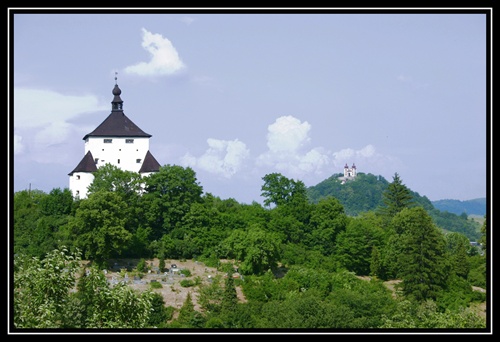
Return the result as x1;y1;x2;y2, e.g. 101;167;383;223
68;79;161;199
338;163;357;184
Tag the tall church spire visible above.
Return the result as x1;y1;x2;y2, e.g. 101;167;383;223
111;72;123;112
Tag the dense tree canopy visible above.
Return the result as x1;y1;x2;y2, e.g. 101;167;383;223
308;196;347;255
261;172;307;208
141;164;203;241
11;166;488;330
68;191;132;267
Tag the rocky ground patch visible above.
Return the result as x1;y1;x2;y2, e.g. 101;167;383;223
103;258;245;312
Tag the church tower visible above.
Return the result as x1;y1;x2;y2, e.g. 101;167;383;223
339;163;357;184
343;163;357;178
68;77;161;199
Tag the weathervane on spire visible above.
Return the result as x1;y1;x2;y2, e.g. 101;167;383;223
115;71;118;84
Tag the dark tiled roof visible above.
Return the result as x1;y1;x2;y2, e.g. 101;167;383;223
68;151;98;175
83;83;152;140
83;111;152;140
139;150;161;173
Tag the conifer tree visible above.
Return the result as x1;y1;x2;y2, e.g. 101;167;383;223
178;292;195;322
392;207;449;302
370;245;382;278
445;232;470;278
379;172;414;219
222;269;238;313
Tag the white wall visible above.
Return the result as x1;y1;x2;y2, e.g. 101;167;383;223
69;172;94;199
85;136;150;173
70;136;152;198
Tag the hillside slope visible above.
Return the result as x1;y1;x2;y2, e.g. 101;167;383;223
306;172;482;241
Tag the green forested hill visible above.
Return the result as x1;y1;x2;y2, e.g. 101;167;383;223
306;172;482;241
308;173;387;215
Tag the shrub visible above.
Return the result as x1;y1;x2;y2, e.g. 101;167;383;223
180;279;196;287
179;269;192;277
136;258;148;273
150;280;163;289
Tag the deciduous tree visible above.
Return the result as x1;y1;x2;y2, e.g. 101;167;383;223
13;247;81;328
261;173;307;208
308;196;348;255
68;191;132;268
141;165;203;240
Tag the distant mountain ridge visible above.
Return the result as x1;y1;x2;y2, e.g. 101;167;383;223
431;198;486;216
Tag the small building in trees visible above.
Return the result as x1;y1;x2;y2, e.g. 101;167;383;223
338;163;357;184
68;77;161;199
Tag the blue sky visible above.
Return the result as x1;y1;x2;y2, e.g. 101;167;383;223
10;8;490;205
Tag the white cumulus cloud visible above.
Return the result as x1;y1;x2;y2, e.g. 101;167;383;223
255;117;400;183
124;28;186;76
181;138;250;178
298;147;330;174
14;88;104;129
14;88;106;156
179;116;401;190
257;115;330;179
332;144;376;167
331;144;401;178
35;121;73;147
266;115;311;152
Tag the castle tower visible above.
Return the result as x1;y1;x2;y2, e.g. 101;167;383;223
68;78;161;199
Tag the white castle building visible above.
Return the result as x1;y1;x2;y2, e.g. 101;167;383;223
338;163;357;184
68;80;161;199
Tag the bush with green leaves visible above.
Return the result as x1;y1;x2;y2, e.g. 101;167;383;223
13;247;82;328
150;280;163;289
179;268;192;277
180;279;196;287
14;247;158;329
136;258;148;273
